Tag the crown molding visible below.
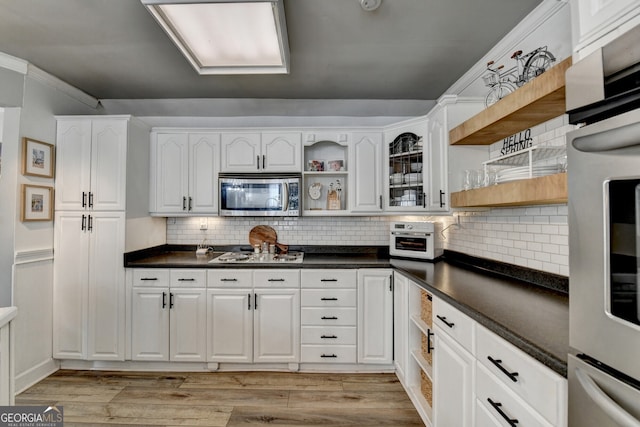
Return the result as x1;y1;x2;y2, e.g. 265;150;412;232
446;0;569;96
27;64;99;108
0;51;28;75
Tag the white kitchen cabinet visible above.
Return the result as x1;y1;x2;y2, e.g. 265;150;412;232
55;117;128;211
350;132;384;213
221;132;301;172
207;269;300;364
130;269;207;362
150;132;219;215
300;269;357;364
393;272;409;383
53;211;125;360
302;139;349;215
433;327;475;427
357;269;393;364
424;105;448;212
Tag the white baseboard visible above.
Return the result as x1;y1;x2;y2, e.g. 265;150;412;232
15;358;59;395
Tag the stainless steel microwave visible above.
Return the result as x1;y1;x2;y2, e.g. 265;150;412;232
218;173;301;217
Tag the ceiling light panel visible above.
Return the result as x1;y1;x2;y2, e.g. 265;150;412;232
142;0;290;75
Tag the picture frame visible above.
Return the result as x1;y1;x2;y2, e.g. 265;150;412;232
21;184;54;222
22;137;55;178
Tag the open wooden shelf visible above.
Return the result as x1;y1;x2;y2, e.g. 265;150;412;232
449;57;572;146
450;172;567;208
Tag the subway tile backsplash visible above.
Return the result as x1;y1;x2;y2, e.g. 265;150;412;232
167;204;569;276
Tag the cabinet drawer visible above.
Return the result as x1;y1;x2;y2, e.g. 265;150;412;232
301;270;356;288
301;345;357;363
433;297;475;353
301;289;356;307
170;269;206;288
476;363;552;427
301;326;357;345
132;269;170;287
207;270;252;287
476;325;566;426
301;307;357;326
253;269;300;288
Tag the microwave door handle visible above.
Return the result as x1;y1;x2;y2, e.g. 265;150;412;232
572;120;640;153
575;367;640;427
283;182;289;211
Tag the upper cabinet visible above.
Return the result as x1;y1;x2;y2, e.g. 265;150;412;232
150;132;219;215
56;117;129;211
351;132;384;213
221;132;301;172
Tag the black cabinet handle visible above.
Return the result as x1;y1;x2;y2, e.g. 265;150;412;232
321;316;338;320
321;354;337;358
439;190;445;208
169;292;174;309
256;155;260;170
248;293;251;310
178;278;195;282
188;197;193;211
87;215;93;232
162;292;167;309
88;192;94;208
321;335;338;339
254;293;258;309
268;278;285;282
423;191;426;208
436;315;455;328
262;154;266;169
320;279;338;282
427;329;434;354
81;214;86;231
82;192;87;208
140;277;158;281
220;278;237;282
487;398;519;426
488;356;519;382
321;297;338;301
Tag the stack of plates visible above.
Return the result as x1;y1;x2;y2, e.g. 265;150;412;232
496;165;559;183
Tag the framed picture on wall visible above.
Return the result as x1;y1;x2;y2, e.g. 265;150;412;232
21;184;54;222
22;137;55;178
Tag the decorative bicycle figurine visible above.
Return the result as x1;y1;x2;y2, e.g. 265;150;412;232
483;46;556;107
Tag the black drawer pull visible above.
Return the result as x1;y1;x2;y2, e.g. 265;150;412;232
321;316;338;320
488;356;519;382
320;279;338;282
220;278;237;282
488;398;519;426
321;354;337;358
169;292;174;309
178;278;195;282
436;315;455;328
321;297;338;301
321;335;338;339
140;278;158;281
268;278;285;282
162;292;167;309
427;329;434;353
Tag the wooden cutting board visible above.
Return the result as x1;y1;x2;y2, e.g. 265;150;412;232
249;225;277;247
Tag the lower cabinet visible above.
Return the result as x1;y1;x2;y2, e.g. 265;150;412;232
357;269;393;364
131;269;207;362
207;269;300;364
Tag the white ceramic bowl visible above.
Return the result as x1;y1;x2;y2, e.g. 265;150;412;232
410;163;422;172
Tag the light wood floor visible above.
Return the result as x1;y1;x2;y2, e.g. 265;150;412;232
16;370;424;426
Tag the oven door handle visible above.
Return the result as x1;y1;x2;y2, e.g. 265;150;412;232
282;182;289;212
572;120;640;153
391;232;431;237
575;367;640;427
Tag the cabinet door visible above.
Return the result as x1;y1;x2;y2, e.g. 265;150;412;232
207;289;253;363
253;289;300;363
188;133;219;213
262;132;302;172
55;119;92;210
393;272;409;382
221;133;261;172
425;109;448;211
351;132;383;212
90;119;128;210
53;212;89;359
357;269;393;364
153;133;189;214
131;287;169;361
170;288;207;362
87;212;125;361
433;330;475;427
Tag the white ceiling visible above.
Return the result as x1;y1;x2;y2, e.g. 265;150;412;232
0;0;544;104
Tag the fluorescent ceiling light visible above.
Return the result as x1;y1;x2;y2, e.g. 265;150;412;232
141;0;290;74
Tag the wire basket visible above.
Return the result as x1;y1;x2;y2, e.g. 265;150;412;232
482;72;498;86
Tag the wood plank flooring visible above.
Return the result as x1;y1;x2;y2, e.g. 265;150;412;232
16;370;424;426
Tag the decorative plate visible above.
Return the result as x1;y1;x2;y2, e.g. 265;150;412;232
309;182;322;200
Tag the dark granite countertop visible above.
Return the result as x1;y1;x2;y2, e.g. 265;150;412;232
124;245;569;376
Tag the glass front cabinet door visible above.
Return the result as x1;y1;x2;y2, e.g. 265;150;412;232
388;132;427;211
